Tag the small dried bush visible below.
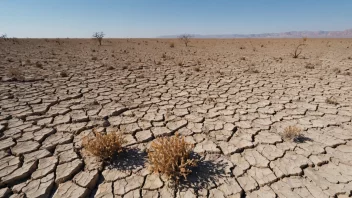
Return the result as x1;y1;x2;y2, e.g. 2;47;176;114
305;63;315;69
326;97;338;105
170;42;175;48
193;67;200;72
8;68;24;81
283;126;301;140
246;68;259;74
148;134;197;181
332;68;341;74
83;129;127;160
35;62;43;69
60;71;68;77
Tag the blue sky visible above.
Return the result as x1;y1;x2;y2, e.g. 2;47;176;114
1;0;351;38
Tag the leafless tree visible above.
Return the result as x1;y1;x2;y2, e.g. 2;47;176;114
92;32;105;46
179;34;192;47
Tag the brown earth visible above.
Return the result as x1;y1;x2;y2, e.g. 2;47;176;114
0;38;352;198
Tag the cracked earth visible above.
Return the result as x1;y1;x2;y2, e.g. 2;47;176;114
0;38;352;198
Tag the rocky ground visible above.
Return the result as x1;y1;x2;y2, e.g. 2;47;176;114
0;38;352;198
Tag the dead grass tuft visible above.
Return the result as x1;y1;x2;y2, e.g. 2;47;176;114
332;68;341;74
8;68;24;81
148;133;197;181
326;97;338;105
305;63;315;69
83;129;127;160
193;67;201;72
283;126;301;140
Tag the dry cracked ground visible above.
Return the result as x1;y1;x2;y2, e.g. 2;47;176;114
0;38;352;198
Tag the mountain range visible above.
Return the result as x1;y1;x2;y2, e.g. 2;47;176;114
159;28;352;38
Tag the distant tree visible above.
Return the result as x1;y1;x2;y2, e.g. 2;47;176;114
179;34;192;47
0;34;8;41
92;32;105;46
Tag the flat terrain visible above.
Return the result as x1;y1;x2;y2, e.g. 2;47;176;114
0;38;352;198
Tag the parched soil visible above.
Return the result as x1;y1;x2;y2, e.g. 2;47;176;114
0;38;352;198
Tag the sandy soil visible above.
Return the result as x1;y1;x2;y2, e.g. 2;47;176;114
0;38;352;198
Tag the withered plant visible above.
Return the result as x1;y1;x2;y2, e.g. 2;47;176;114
82;128;127;160
291;43;306;58
326;97;338;105
283;126;301;140
148;134;197;181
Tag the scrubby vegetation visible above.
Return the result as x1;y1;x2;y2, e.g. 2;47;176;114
148;133;197;181
83;129;127;160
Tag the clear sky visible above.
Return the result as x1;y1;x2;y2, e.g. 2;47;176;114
1;0;351;38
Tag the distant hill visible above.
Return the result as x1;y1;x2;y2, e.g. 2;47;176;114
159;28;352;38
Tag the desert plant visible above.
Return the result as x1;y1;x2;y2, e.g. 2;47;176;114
239;56;246;61
333;68;341;74
283;126;301;140
83;129;127;160
59;71;68;77
179;34;192;47
92;32;105;46
305;63;315;69
193;67;200;72
8;68;24;81
326;97;338;105
35;62;43;69
148;133;197;181
291;43;306;58
246;68;259;74
170;42;175;48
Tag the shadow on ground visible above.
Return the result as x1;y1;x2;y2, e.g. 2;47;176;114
294;135;313;143
106;148;147;170
176;153;228;190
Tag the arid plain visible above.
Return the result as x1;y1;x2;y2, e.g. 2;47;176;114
0;38;352;198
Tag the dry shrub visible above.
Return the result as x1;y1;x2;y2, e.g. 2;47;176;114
305;63;315;69
193;67;200;72
246;68;259;74
332;68;341;74
8;68;24;81
326;97;338;105
170;42;175;48
82;129;127;160
283;126;301;140
60;71;68;77
148;134;197;181
239;56;246;61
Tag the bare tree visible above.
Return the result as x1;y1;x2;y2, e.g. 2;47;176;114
179;34;192;47
92;32;105;46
